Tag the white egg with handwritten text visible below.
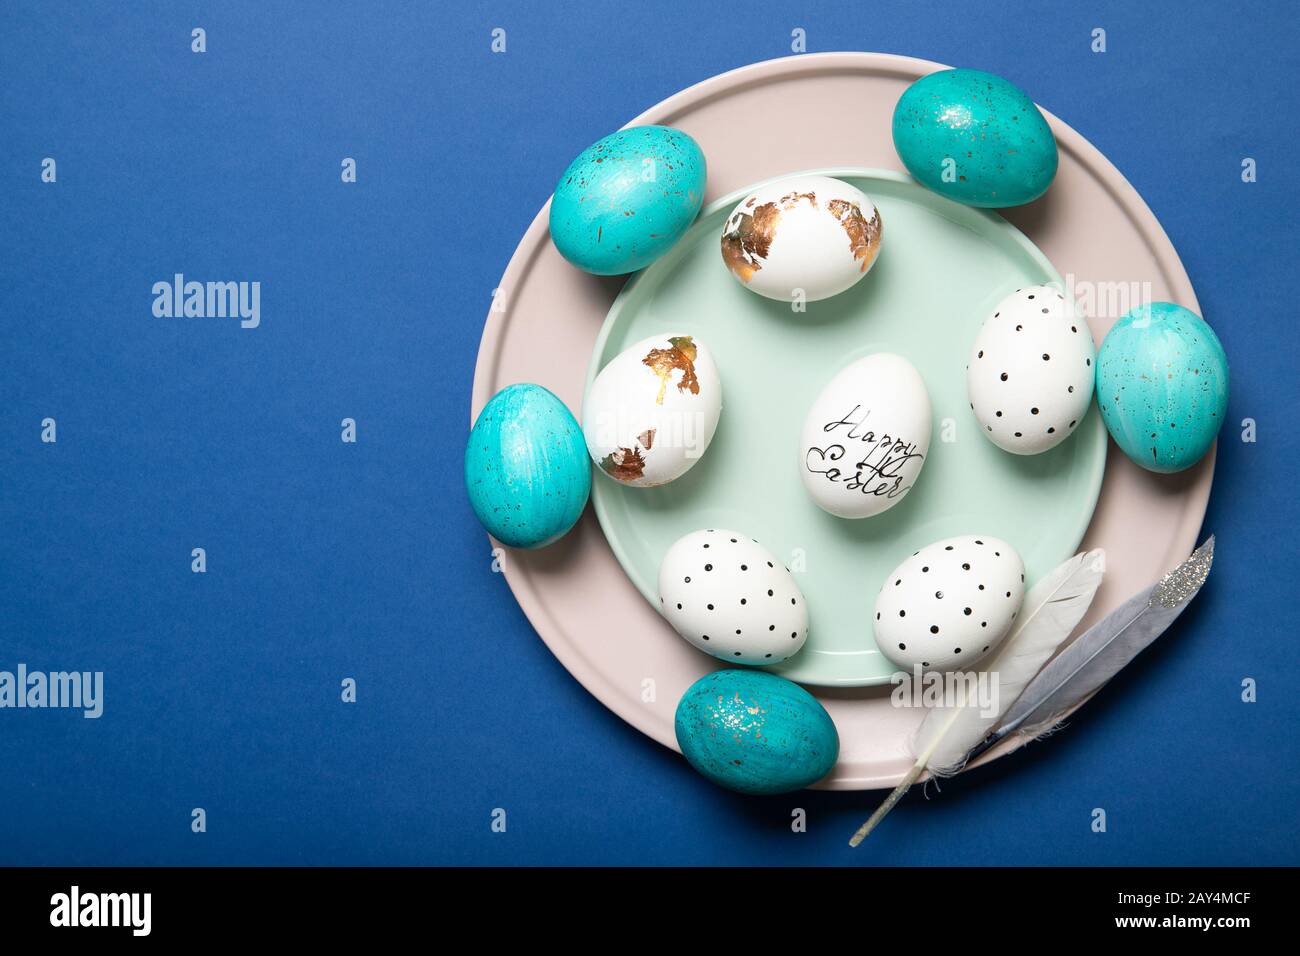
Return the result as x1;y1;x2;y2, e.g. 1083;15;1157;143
799;353;931;519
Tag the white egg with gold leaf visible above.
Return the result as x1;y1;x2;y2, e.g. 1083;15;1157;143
720;174;883;303
582;332;722;487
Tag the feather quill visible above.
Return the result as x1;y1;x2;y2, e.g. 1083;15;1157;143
848;548;1106;847
970;536;1214;758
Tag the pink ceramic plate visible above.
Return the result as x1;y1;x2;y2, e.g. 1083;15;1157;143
470;52;1213;790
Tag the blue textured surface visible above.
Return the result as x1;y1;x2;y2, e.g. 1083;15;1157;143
1;0;1296;866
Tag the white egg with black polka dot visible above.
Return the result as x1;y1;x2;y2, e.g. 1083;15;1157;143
873;535;1024;673
967;285;1096;455
657;528;809;665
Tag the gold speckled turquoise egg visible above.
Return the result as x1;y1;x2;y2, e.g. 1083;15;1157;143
464;384;591;549
549;126;706;275
1096;303;1229;474
674;670;839;795
892;69;1058;208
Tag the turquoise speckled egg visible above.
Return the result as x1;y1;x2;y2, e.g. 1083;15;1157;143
465;384;591;549
1096;303;1229;474
549;125;706;275
892;69;1058;208
674;670;839;795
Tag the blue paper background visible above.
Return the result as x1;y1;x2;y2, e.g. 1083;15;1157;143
2;0;1296;866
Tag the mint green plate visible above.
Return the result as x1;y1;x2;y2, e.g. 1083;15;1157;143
586;168;1107;686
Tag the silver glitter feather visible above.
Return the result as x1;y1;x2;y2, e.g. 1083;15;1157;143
973;536;1214;753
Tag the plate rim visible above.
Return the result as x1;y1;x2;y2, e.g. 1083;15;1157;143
471;51;1214;789
584;165;1109;686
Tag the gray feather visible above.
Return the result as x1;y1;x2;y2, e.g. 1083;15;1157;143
979;536;1214;752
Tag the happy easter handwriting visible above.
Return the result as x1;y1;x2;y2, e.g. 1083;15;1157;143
805;404;925;498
